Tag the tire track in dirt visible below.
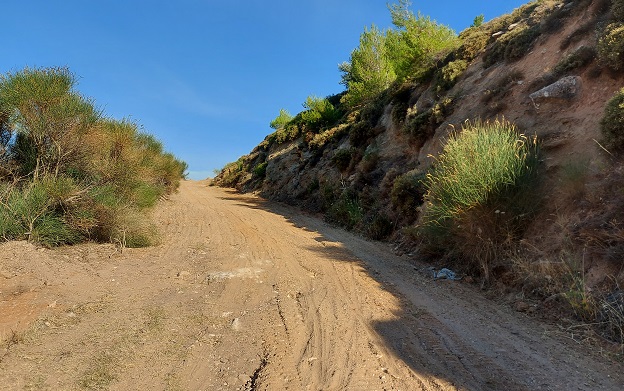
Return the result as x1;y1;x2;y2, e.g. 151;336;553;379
1;181;623;390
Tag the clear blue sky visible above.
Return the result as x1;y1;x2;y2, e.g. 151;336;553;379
2;0;529;179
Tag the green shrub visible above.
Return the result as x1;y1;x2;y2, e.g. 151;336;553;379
253;162;268;178
269;108;293;130
349;121;374;147
553;46;596;76
308;124;350;150
340;25;396;108
472;14;484;28
300;95;342;131
0;67;186;247
404;109;434;143
31;214;81;247
386;1;459;82
597;23;624;71
132;182;162;209
217;159;245;187
420;119;539;277
391;100;409;127
436;60;468;91
326;190;363;230
0;179;83;246
361;149;380;173
483;25;541;67
600;87;624;150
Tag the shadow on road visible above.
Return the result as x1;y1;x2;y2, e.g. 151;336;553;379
214;189;540;390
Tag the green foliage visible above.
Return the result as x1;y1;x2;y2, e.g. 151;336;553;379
385;1;458;82
348;121;373;147
326;189;363;230
0;178;83;246
340;1;458;107
600;87;624;151
0;67;186;247
365;212;394;240
253;162;268;178
552;46;596;76
266;122;301;145
0;67;101;179
269;108;293;129
472;14;485;28
420;119;539;276
361;148;380;173
436;60;468;91
483;25;541;67
597;23;624;71
404;109;434;143
300;95;341;130
340;25;396;108
347;95;389;147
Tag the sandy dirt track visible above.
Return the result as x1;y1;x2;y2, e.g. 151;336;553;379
1;180;622;390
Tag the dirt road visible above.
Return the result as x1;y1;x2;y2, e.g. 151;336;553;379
1;181;622;390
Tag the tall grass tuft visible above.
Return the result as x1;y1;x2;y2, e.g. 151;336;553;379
420;119;540;278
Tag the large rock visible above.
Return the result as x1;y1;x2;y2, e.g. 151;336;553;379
529;75;582;102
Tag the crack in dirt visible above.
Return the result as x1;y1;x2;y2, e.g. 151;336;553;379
244;354;268;391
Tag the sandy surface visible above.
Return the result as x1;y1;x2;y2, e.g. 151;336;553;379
0;180;622;390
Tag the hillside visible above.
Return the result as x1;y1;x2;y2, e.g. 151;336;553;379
215;0;624;347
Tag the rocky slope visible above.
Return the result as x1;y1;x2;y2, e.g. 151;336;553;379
215;0;624;347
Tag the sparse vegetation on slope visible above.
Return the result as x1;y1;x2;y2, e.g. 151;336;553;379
0;67;186;247
214;0;624;349
601;87;624;150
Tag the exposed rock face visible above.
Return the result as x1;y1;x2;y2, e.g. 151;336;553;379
529;75;582;102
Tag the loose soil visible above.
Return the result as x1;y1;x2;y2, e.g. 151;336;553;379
1;181;622;390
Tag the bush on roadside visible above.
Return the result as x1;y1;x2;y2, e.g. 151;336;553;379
326;189;363;230
419;119;540;278
390;170;426;222
0;67;186;247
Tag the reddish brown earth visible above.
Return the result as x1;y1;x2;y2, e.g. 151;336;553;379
1;181;622;390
